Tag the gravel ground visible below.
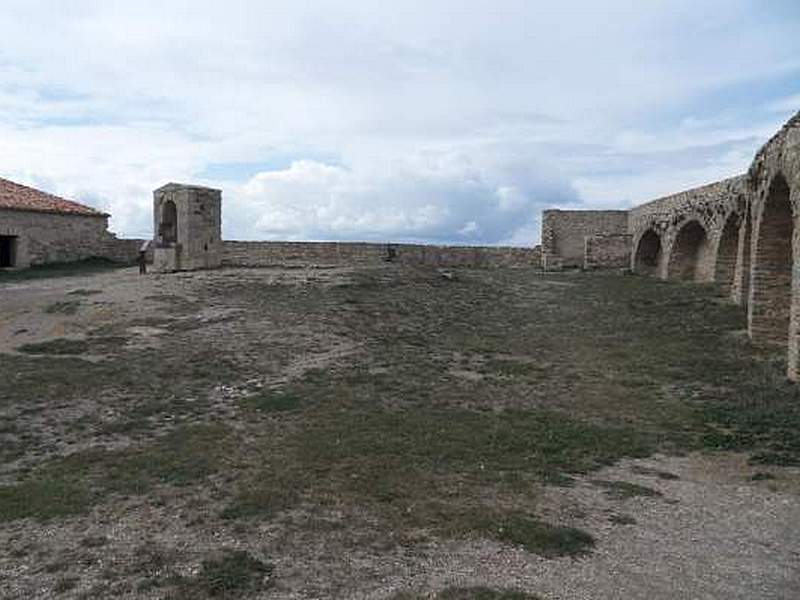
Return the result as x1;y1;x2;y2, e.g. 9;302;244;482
1;266;798;599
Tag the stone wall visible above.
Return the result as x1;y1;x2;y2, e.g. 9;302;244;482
539;111;800;380
0;208;123;268
99;237;149;264
745;110;800;378
222;241;540;269
541;209;628;269
584;234;632;270
628;176;746;281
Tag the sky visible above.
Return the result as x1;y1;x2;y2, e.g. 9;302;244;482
0;1;798;245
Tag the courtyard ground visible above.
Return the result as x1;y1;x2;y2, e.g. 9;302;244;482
0;263;798;599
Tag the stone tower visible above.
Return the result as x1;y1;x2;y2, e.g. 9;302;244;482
152;183;222;272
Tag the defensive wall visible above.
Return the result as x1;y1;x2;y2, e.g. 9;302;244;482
541;110;800;380
222;241;540;268
15;233;541;270
540;210;628;270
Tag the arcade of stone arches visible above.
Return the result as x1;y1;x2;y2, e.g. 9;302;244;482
632;162;799;380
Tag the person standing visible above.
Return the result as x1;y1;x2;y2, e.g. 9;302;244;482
138;239;151;275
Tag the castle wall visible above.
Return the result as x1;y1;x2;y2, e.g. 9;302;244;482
221;241;540;268
628;176;746;282
541;209;628;270
97;237;149;264
538;111;800;381
745;111;800;379
584;234;632;270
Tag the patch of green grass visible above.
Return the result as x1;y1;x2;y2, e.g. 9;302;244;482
238;372;653;538
0;478;91;522
238;390;303;413
393;588;540;600
0;257;123;283
294;405;652;511
220;480;298;521
629;465;680;480
591;480;663;500
17;338;89;355
0;424;232;522
54;576;80;594
484;358;542;378
92;423;233;495
44;300;81;315
169;550;273;598
80;535;109;548
197;550;272;596
694;360;800;465
608;514;637;526
44;560;69;573
100;417;150;436
493;514;595;558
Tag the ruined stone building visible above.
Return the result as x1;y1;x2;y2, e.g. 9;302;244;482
541;110;800;380
0;177;134;269
152;183;223;273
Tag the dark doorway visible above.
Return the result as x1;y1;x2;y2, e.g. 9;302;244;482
667;220;710;281
0;236;16;268
634;229;662;276
159;200;178;245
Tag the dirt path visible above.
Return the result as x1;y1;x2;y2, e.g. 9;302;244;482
370;454;800;600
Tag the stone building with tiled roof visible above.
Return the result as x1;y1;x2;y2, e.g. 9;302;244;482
0;177;138;269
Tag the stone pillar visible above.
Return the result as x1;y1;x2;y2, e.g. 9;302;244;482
788;188;800;381
731;209;752;307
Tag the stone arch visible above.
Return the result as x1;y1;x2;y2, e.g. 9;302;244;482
667;220;712;282
749;173;793;347
713;211;740;294
633;229;662;276
159;200;178;245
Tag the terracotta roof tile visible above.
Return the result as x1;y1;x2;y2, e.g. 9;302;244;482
0;177;106;217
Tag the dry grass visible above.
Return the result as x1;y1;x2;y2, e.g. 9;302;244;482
1;265;798;597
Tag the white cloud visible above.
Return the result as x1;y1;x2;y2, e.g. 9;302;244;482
768;94;800;115
225;154;562;244
0;1;796;244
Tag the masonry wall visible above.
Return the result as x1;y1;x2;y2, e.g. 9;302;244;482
627;176;746;281
627;176;746;234
222;241;540;268
584;234;632;270
0;208;128;268
541;210;628;269
100;238;149;264
746;110;800;379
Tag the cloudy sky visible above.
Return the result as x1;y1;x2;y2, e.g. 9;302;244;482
0;1;798;245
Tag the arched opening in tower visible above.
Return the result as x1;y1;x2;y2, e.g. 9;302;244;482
667;220;710;282
160;200;178;245
750;174;793;347
634;229;662;276
714;212;740;295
